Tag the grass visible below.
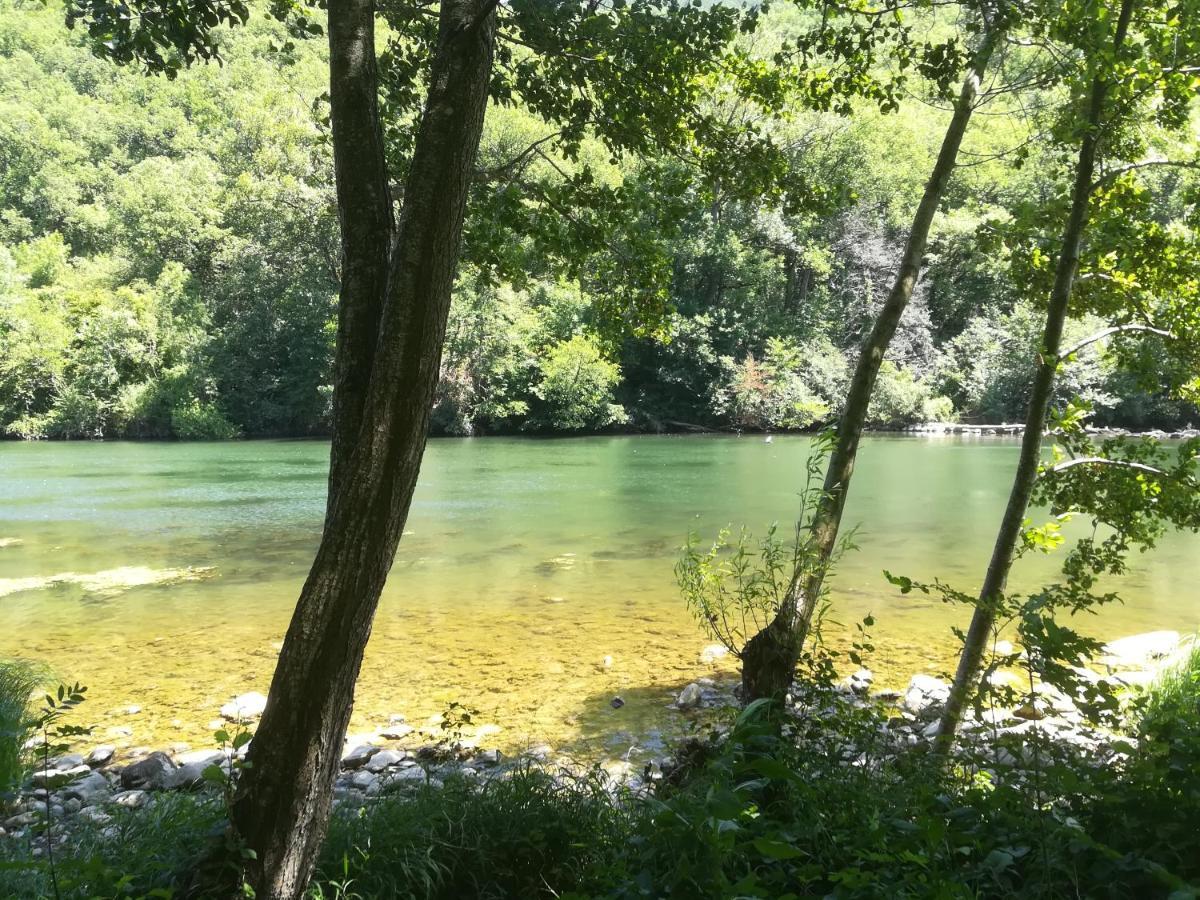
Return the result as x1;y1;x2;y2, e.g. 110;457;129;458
1140;636;1200;730
0;659;44;804
311;765;634;899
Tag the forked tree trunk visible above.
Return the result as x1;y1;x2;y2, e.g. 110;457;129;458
935;0;1133;746
227;1;497;896
741;26;999;701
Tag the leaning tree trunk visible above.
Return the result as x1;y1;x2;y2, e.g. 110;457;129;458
934;0;1133;746
740;26;999;701
227;2;497;897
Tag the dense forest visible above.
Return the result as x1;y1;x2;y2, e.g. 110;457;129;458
2;2;1195;440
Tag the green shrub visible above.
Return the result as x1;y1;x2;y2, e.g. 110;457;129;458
865;360;931;427
530;334;627;431
170;400;239;440
1084;638;1200;884
0;659;41;805
921;394;955;422
713;337;839;431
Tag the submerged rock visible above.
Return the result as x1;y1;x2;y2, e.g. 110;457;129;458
1101;631;1180;671
220;692;268;721
699;644;730;664
676;683;703;710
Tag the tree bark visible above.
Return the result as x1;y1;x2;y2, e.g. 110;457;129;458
741;25;999;701
227;2;497;897
935;0;1133;746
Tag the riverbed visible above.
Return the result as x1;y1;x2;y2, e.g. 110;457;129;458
1;435;1196;757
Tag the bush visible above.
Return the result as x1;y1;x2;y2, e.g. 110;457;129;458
865;360;931;427
713;337;845;431
530;334;627;431
1085;639;1200;884
921;394;955;423
0;660;41;806
170;400;239;440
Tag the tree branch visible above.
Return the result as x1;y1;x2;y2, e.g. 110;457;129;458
1057;323;1173;360
1048;457;1168;477
1092;159;1200;191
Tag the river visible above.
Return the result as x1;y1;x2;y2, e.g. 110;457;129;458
1;435;1196;759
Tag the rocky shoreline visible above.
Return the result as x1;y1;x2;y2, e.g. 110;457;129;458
903;421;1200;439
2;630;1192;851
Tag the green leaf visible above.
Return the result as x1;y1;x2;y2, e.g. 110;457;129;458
752;838;805;860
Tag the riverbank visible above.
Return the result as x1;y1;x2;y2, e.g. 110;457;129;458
4;628;1192;852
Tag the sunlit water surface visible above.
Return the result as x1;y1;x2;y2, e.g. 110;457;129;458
1;435;1196;758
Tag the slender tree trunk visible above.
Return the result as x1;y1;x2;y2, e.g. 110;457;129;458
741;26;999;700
935;0;1133;745
227;2;497;897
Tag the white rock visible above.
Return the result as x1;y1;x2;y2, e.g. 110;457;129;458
166;760;223;791
220;692;268;721
86;746;116;767
112;790;149;809
342;744;379;769
1101;631;1180;670
120;752;176;791
471;749;502;767
77;807;112;825
64;772;111;802
676;682;703;710
49;753;85;771
380;724;414;740
177;749;225;767
350;770;378;791
699;644;730;664
844;668;874;697
33;764;91;789
902;675;950;717
986;670;1022;689
1112;669;1157;689
364;750;405;773
379;766;427;792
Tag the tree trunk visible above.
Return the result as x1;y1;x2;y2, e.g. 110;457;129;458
227;2;497;897
741;25;999;701
935;0;1133;746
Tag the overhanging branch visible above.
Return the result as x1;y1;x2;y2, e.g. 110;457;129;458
1057;323;1173;361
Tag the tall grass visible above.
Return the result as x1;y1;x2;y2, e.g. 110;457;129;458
0;658;43;803
1140;636;1200;730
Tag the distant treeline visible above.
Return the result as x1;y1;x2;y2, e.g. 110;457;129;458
1;6;1194;440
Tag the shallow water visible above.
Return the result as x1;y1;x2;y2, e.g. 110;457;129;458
1;435;1196;758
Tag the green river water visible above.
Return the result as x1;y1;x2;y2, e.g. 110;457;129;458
1;435;1197;759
